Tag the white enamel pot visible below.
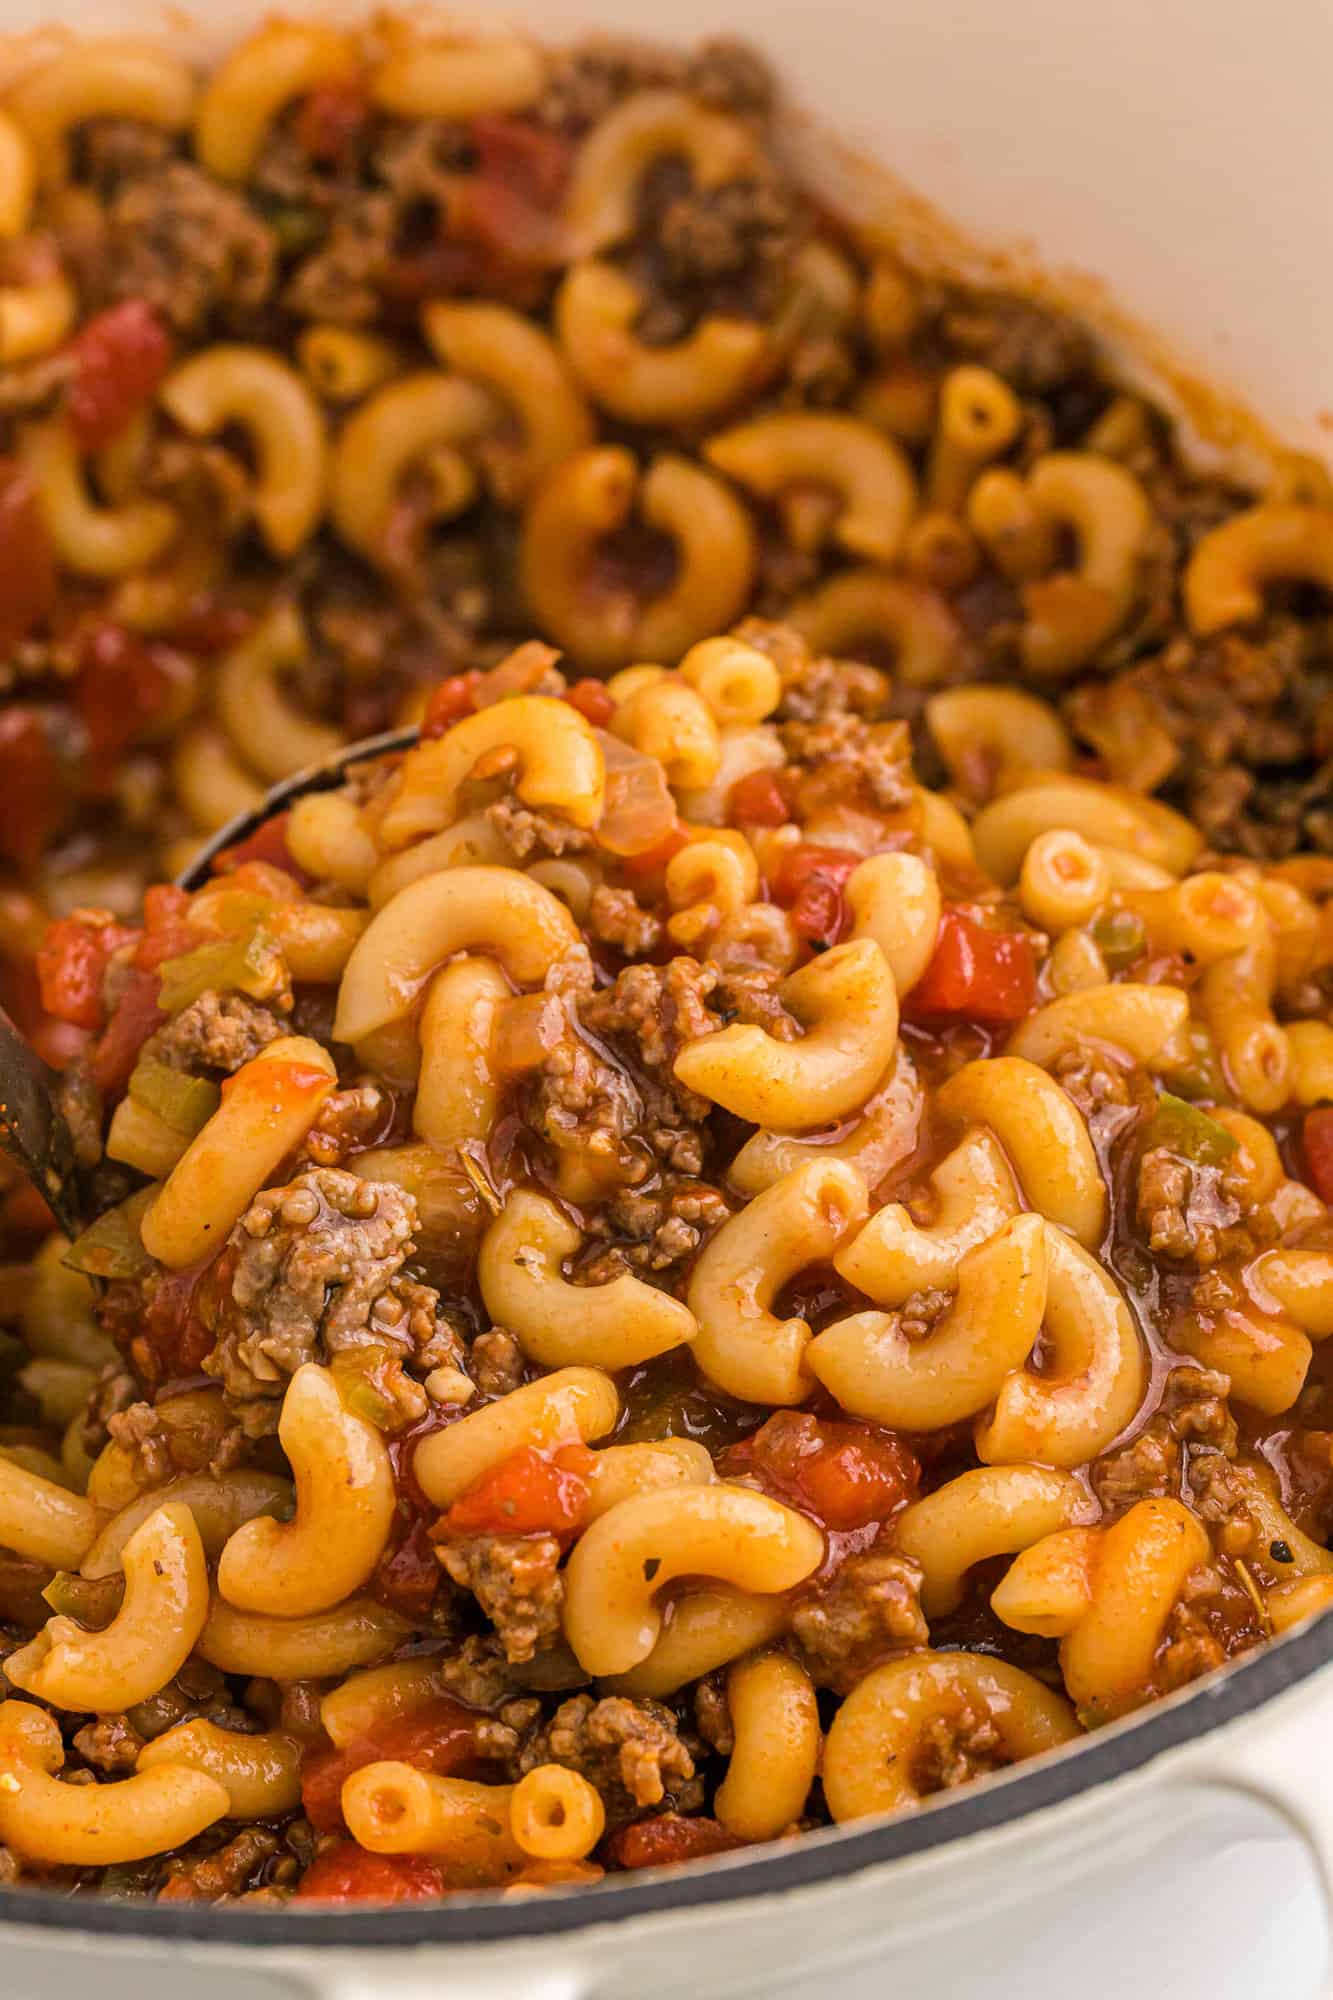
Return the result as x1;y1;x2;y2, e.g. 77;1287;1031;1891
4;0;1333;1995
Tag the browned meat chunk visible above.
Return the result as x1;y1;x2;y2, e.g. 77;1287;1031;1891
1092;1365;1238;1515
526;1028;643;1176
519;1693;697;1814
535;37;685;132
685;37;776;113
941;288;1094;393
282;192;396;324
297;1085;392;1170
159;1828;281;1902
71;1714;145;1773
581;1177;732;1279
647;177;799;334
147;992;286;1075
915;1702;1008;1792
438;1534;564;1664
585;884;663;958
469;1329;527;1400
780;713;915;813
80;118;177;191
1136;1147;1246;1266
206;1168;460;1407
103;163;277;333
791;1549;928;1688
487;795;593;860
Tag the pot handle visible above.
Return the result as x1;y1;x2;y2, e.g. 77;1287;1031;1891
1182;1669;1333;2000
301;1963;593;2000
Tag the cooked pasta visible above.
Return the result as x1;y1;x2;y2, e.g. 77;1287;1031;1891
0;11;1332;1917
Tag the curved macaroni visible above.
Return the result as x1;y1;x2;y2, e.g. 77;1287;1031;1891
217;1364;395;1616
674;937;898;1127
479;1188;698;1369
688;1160;868;1403
562;1484;824;1677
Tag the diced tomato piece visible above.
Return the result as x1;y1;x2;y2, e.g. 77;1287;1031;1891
74;621;188;773
211;809;306;881
471;115;573;211
35;915;137;1031
729;768;790;828
295;1844;446;1904
421;672;484;738
67;302;172;452
145;1259;216;1379
609;1815;745;1871
159;596;253;656
720;1411;919;1532
437;1441;595;1543
301;1694;492;1833
0;708;63;870
620;822;691;881
129;885;195;974
0;460;57;656
1303;1108;1333;1205
774;844;860;949
906;907;1037;1026
89;965;165;1096
294;81;370;165
563;678;616;728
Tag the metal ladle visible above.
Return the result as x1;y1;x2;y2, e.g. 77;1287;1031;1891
0;726;415;1238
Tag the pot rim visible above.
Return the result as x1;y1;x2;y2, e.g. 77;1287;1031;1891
0;741;1288;1944
3;1561;1329;1947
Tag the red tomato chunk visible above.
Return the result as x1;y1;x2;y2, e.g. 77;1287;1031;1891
89;967;163;1097
301;1695;493;1833
211;808;305;880
564;677;616;727
36;916;137;1031
74;622;188;773
421;672;484;737
729;768;790;827
67;302;172;451
295;1843;446;1904
906;907;1037;1025
609;1815;745;1870
471;115;572;211
438;1442;596;1543
1303;1108;1333;1205
0;708;62;872
721;1411;919;1532
294;82;370;164
0;460;57;657
774;845;859;949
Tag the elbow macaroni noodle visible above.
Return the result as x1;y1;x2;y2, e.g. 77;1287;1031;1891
4;17;1333;1905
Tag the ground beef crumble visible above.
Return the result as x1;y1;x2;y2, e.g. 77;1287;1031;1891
468;1329;528;1401
145;992;287;1075
71;1714;144;1774
1135;1146;1269;1267
160;1828;282;1902
100;162;278;333
581;1176;732;1279
779;713;915;814
487;796;593;860
791;1549;929;1688
519;1693;698;1818
205;1168;463;1412
437;1533;564;1664
1091;1366;1238;1515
